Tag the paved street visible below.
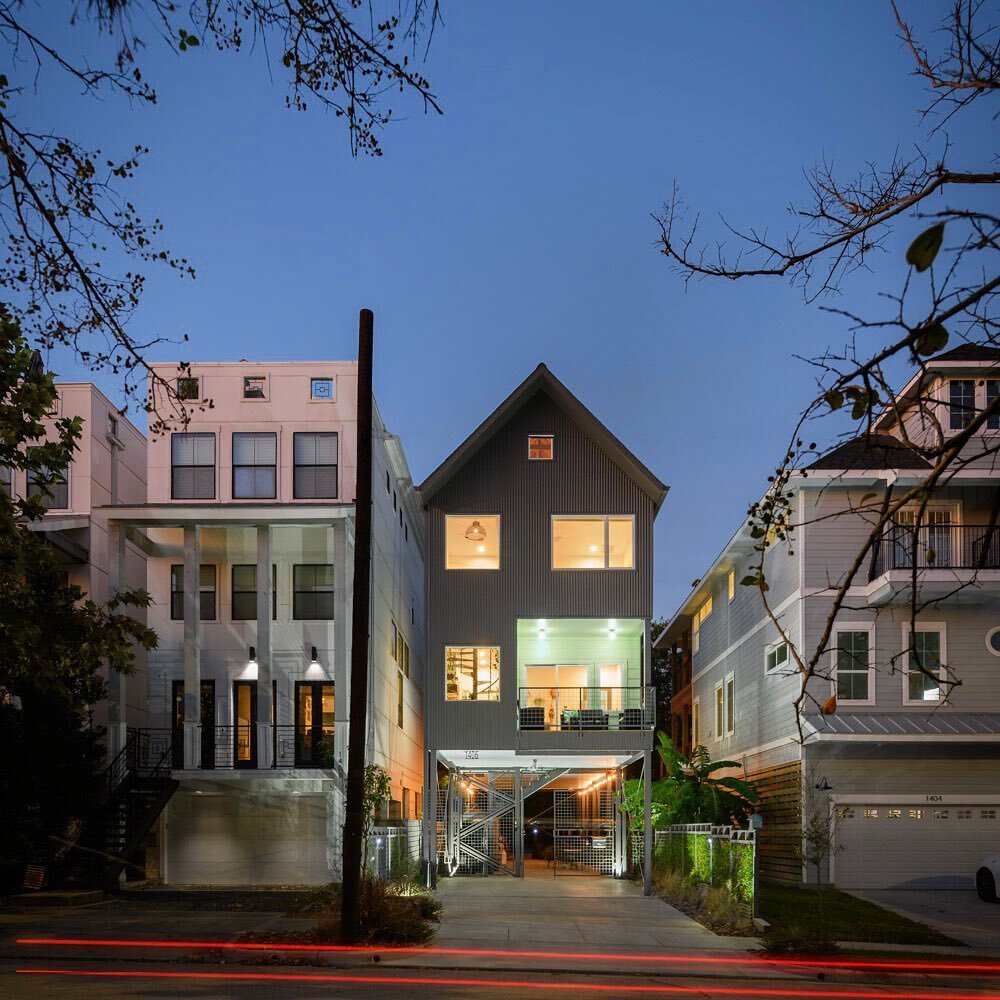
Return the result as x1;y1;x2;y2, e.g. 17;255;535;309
6;960;1000;999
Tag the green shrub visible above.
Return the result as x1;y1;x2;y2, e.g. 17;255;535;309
699;886;755;935
731;843;754;903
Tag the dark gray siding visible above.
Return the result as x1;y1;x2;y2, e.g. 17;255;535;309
425;389;655;750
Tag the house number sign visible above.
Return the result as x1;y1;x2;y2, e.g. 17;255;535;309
463;751;479;760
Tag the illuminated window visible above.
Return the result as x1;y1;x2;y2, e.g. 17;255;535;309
909;809;923;819
528;435;554;460
692;595;713;653
714;684;723;739
445;646;500;701
863;808;879;819
727;569;735;601
551;515;634;569
692;699;700;745
446;515;500;569
725;673;735;736
887;808;901;819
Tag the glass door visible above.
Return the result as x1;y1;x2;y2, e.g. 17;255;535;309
295;682;335;766
171;680;215;768
894;507;955;568
232;680;257;768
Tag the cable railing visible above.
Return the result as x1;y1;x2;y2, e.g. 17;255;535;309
874;523;1000;574
126;725;337;769
517;686;655;732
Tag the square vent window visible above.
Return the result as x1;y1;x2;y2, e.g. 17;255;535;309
176;376;200;401
528;435;554;460
311;377;335;401
243;375;267;400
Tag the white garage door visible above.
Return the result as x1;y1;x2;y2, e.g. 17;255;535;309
835;803;1000;890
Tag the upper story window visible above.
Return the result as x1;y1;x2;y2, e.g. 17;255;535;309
551;515;634;570
107;414;120;439
949;379;976;430
714;683;723;739
445;646;500;701
293;432;338;499
528;435;554;460
445;515;500;569
310;377;335;401
232;432;277;499
171;432;215;500
231;564;277;620
691;595;713;654
904;626;945;704
725;673;735;736
176;376;201;401
243;375;267;400
833;628;873;704
170;564;216;620
765;639;789;674
292;564;334;620
26;457;69;509
987;380;1000;429
727;569;736;601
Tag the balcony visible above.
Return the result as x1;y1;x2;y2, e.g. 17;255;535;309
516;685;654;753
868;524;1000;605
132;725;336;771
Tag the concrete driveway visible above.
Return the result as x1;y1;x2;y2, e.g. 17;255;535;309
851;889;1000;951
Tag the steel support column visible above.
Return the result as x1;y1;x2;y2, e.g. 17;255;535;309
643;748;652;896
514;769;524;877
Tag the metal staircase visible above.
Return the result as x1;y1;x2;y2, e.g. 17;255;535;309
443;767;569;877
64;729;178;889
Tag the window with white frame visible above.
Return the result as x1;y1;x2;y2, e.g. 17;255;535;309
310;377;335;401
692;595;713;654
293;432;338;499
949;379;976;430
765;639;789;674
903;625;946;703
551;515;634;569
724;672;735;735
445;515;500;569
987;379;1000;429
833;626;875;704
528;435;554;460
714;683;723;740
232;432;277;499
692;698;700;745
445;646;500;701
242;375;267;400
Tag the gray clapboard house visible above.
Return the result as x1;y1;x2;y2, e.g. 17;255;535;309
658;346;1000;891
419;364;667;889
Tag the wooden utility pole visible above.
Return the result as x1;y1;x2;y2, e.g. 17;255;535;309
340;308;374;942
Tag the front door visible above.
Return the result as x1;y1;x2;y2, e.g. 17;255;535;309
294;681;335;766
233;680;257;768
171;680;215;768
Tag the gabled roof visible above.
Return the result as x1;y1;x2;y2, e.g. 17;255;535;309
418;363;668;511
928;344;1000;363
806;433;931;471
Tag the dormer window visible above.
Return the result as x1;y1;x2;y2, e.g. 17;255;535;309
243;375;267;400
528;435;554;460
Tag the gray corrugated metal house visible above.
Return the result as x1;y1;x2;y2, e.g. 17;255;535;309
419;364;667;889
657;347;1000;891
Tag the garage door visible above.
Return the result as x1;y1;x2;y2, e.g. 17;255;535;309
835;803;999;890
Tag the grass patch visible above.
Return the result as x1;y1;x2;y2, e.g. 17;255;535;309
760;882;962;947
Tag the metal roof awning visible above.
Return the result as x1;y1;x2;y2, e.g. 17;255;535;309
805;712;1000;740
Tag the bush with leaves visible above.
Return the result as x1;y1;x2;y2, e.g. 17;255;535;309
623;732;759;830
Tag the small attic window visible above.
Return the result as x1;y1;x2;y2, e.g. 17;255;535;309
528;435;554;461
243;375;267;400
176;376;200;401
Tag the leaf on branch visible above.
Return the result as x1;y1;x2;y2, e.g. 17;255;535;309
914;322;949;356
821;694;837;716
860;492;878;504
824;389;844;411
905;221;945;272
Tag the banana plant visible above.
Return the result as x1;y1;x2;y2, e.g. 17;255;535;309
621;732;759;830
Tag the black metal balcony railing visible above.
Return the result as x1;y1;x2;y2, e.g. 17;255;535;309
874;524;1000;575
517;686;655;732
135;725;336;770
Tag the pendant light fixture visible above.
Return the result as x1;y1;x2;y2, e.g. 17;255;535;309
464;519;487;542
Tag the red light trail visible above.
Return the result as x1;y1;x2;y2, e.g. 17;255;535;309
14;968;1000;998
15;937;1000;976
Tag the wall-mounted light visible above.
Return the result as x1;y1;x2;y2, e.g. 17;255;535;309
242;645;258;680
608;619;617;638
306;646;324;678
310;646;319;665
537;618;547;637
248;645;257;665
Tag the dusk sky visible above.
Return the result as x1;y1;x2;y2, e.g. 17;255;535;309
30;2;994;617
